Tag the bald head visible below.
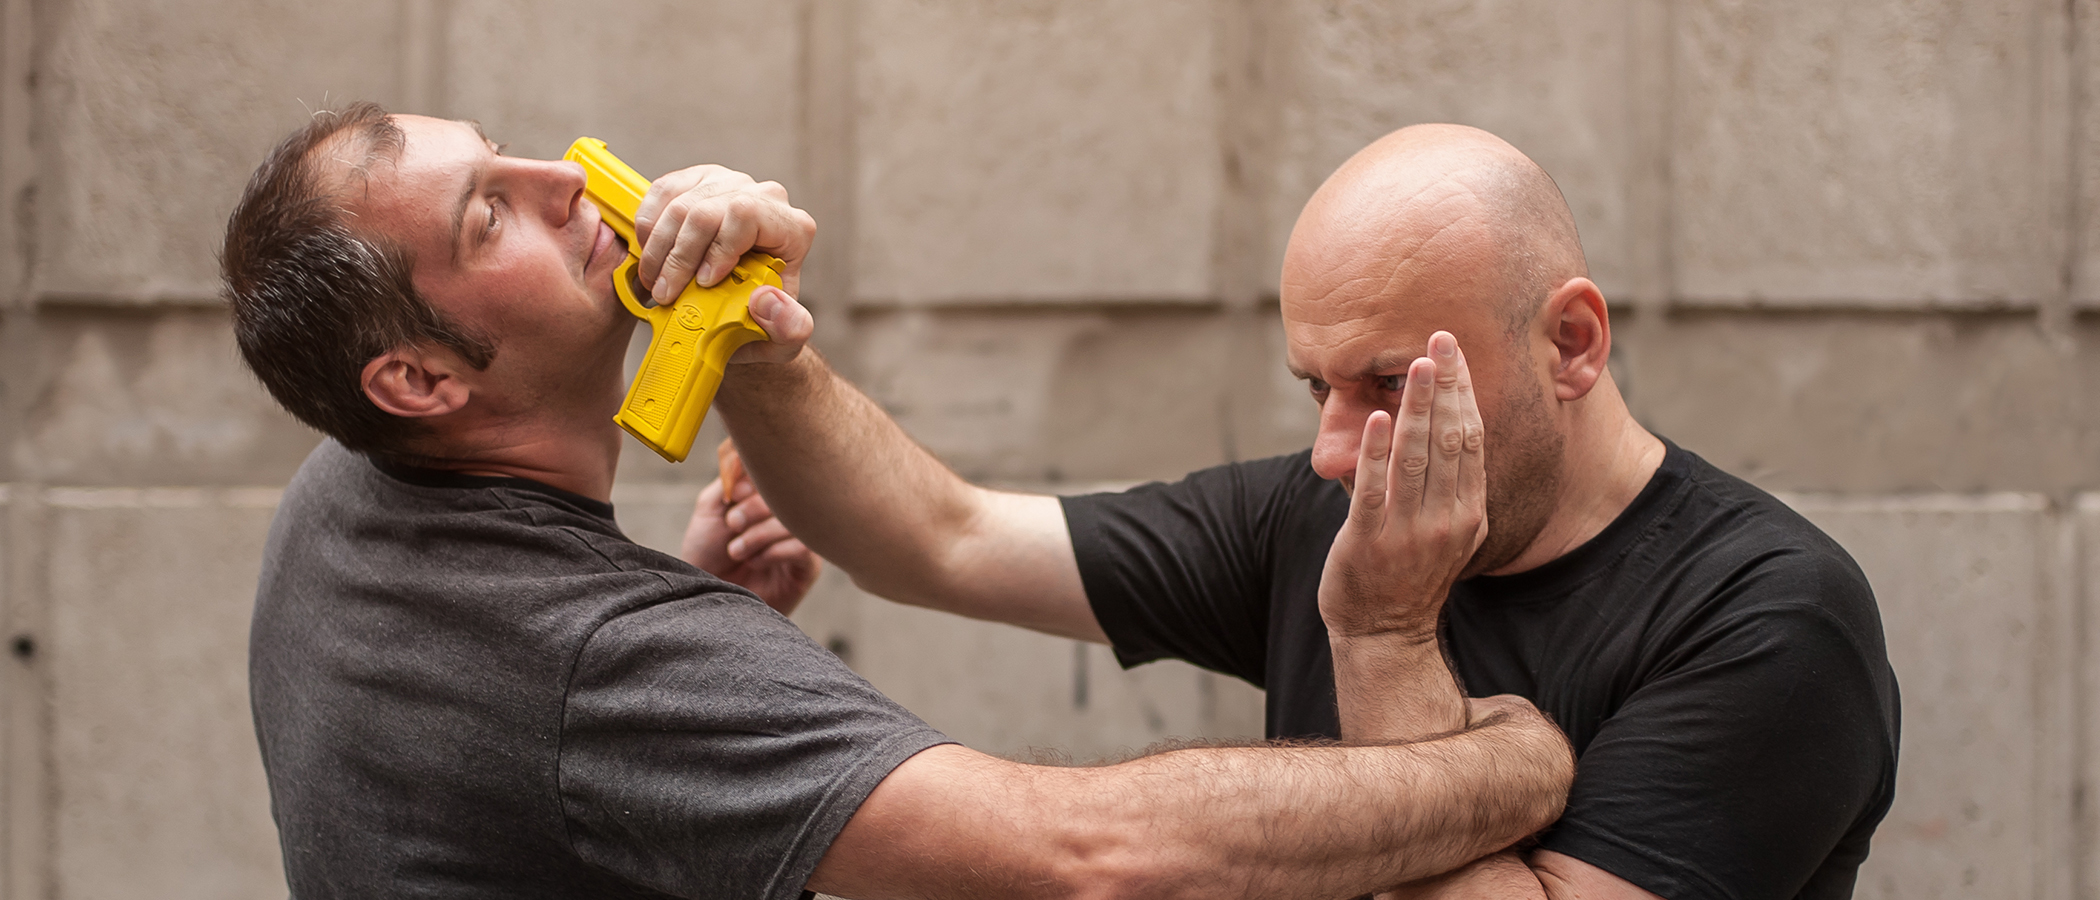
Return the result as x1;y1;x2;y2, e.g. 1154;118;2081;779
1283;124;1586;339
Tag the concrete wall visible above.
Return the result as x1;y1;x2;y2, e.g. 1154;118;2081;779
0;0;2091;896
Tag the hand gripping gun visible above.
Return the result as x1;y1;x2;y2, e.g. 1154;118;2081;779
564;137;780;463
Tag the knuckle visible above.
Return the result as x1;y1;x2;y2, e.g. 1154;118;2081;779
1464;423;1485;452
1438;425;1465;455
1400;453;1431;479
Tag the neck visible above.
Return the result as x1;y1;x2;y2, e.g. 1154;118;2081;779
1486;380;1665;576
410;395;628;503
440;428;623;502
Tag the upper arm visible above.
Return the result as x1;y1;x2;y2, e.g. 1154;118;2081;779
1540;598;1897;900
899;488;1106;643
807;743;1082;900
1532;851;1665;900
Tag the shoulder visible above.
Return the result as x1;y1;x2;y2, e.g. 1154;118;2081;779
1640;445;1893;700
1063;449;1336;526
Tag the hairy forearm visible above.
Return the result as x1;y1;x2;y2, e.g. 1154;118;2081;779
716;351;1093;638
1382;852;1546;900
815;713;1572;900
717;350;979;596
1055;715;1572;899
1330;633;1468;739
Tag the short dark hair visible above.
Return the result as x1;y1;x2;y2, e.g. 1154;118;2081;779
220;101;494;457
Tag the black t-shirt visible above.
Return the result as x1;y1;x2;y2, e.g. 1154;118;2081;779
1063;442;1900;900
250;441;950;899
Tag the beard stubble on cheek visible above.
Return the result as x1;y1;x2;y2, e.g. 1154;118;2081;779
1469;377;1565;577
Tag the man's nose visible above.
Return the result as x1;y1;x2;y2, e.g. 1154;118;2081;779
1310;397;1371;483
517;158;587;223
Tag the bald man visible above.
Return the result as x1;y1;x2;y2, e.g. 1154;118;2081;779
715;124;1899;899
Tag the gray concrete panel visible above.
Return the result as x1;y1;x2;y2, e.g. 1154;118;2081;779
43;488;284;899
2082;494;2100;900
2078;0;2100;310
1672;0;2060;307
36;0;405;302
1782;494;2068;900
852;306;1235;484
1618;310;2100;495
444;0;801;186
852;0;1221;304
1269;0;1638;302
14;310;319;487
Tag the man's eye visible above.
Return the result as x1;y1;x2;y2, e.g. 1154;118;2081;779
484;200;500;237
1377;374;1406;393
1307;379;1329;401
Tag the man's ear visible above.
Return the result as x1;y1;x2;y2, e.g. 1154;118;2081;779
1544;277;1610;402
361;345;471;419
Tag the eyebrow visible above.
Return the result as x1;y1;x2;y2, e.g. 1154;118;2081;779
1290;350;1423;383
448;163;481;264
447;121;497;264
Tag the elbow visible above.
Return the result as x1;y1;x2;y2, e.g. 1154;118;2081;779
1506;714;1577;839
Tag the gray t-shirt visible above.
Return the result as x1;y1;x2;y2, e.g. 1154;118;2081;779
250;440;949;899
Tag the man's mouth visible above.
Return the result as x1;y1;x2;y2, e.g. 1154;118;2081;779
587;221;621;272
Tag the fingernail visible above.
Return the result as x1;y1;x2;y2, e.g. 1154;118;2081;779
733;481;756;500
727;538;746;559
750;286;783;319
726;509;746;530
696;264;716;285
1433;332;1456;358
653;278;669;298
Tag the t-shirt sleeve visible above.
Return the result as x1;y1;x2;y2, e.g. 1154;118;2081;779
557;590;952;900
1060;455;1314;686
1541;561;1899;900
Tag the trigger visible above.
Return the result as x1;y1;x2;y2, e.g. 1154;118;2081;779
624;267;659;309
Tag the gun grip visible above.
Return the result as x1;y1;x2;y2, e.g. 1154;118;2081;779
564;136;781;463
613;255;780;463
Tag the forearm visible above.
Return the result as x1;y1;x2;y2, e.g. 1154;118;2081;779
1382;852;1545;900
717;351;976;589
1330;632;1468;739
716;351;1094;636
1060;715;1571;898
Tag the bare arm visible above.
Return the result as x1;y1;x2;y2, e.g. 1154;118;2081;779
809;700;1573;900
714;341;1106;642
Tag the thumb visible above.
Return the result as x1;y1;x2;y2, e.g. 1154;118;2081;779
733;286;814;364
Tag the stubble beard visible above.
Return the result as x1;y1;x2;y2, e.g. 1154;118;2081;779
1462;378;1565;579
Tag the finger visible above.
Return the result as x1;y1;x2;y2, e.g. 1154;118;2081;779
634;165;736;239
751;537;815;568
1426;332;1466;516
716;438;746;509
695;477;725;515
694;193;762;288
1345;409;1395;536
727;517;794;561
1391;356;1438;516
651;196;727;298
1450;339;1489;548
636;193;690;293
725;491;775;534
730;287;816;365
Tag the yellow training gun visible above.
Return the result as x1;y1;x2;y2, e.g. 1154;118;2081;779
564;137;780;463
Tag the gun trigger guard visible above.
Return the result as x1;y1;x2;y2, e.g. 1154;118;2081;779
612;258;658;318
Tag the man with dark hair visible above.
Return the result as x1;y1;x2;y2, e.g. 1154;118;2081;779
710;125;1901;899
226;105;1574;899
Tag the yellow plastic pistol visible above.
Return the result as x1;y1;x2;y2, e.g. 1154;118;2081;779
564;137;780;463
